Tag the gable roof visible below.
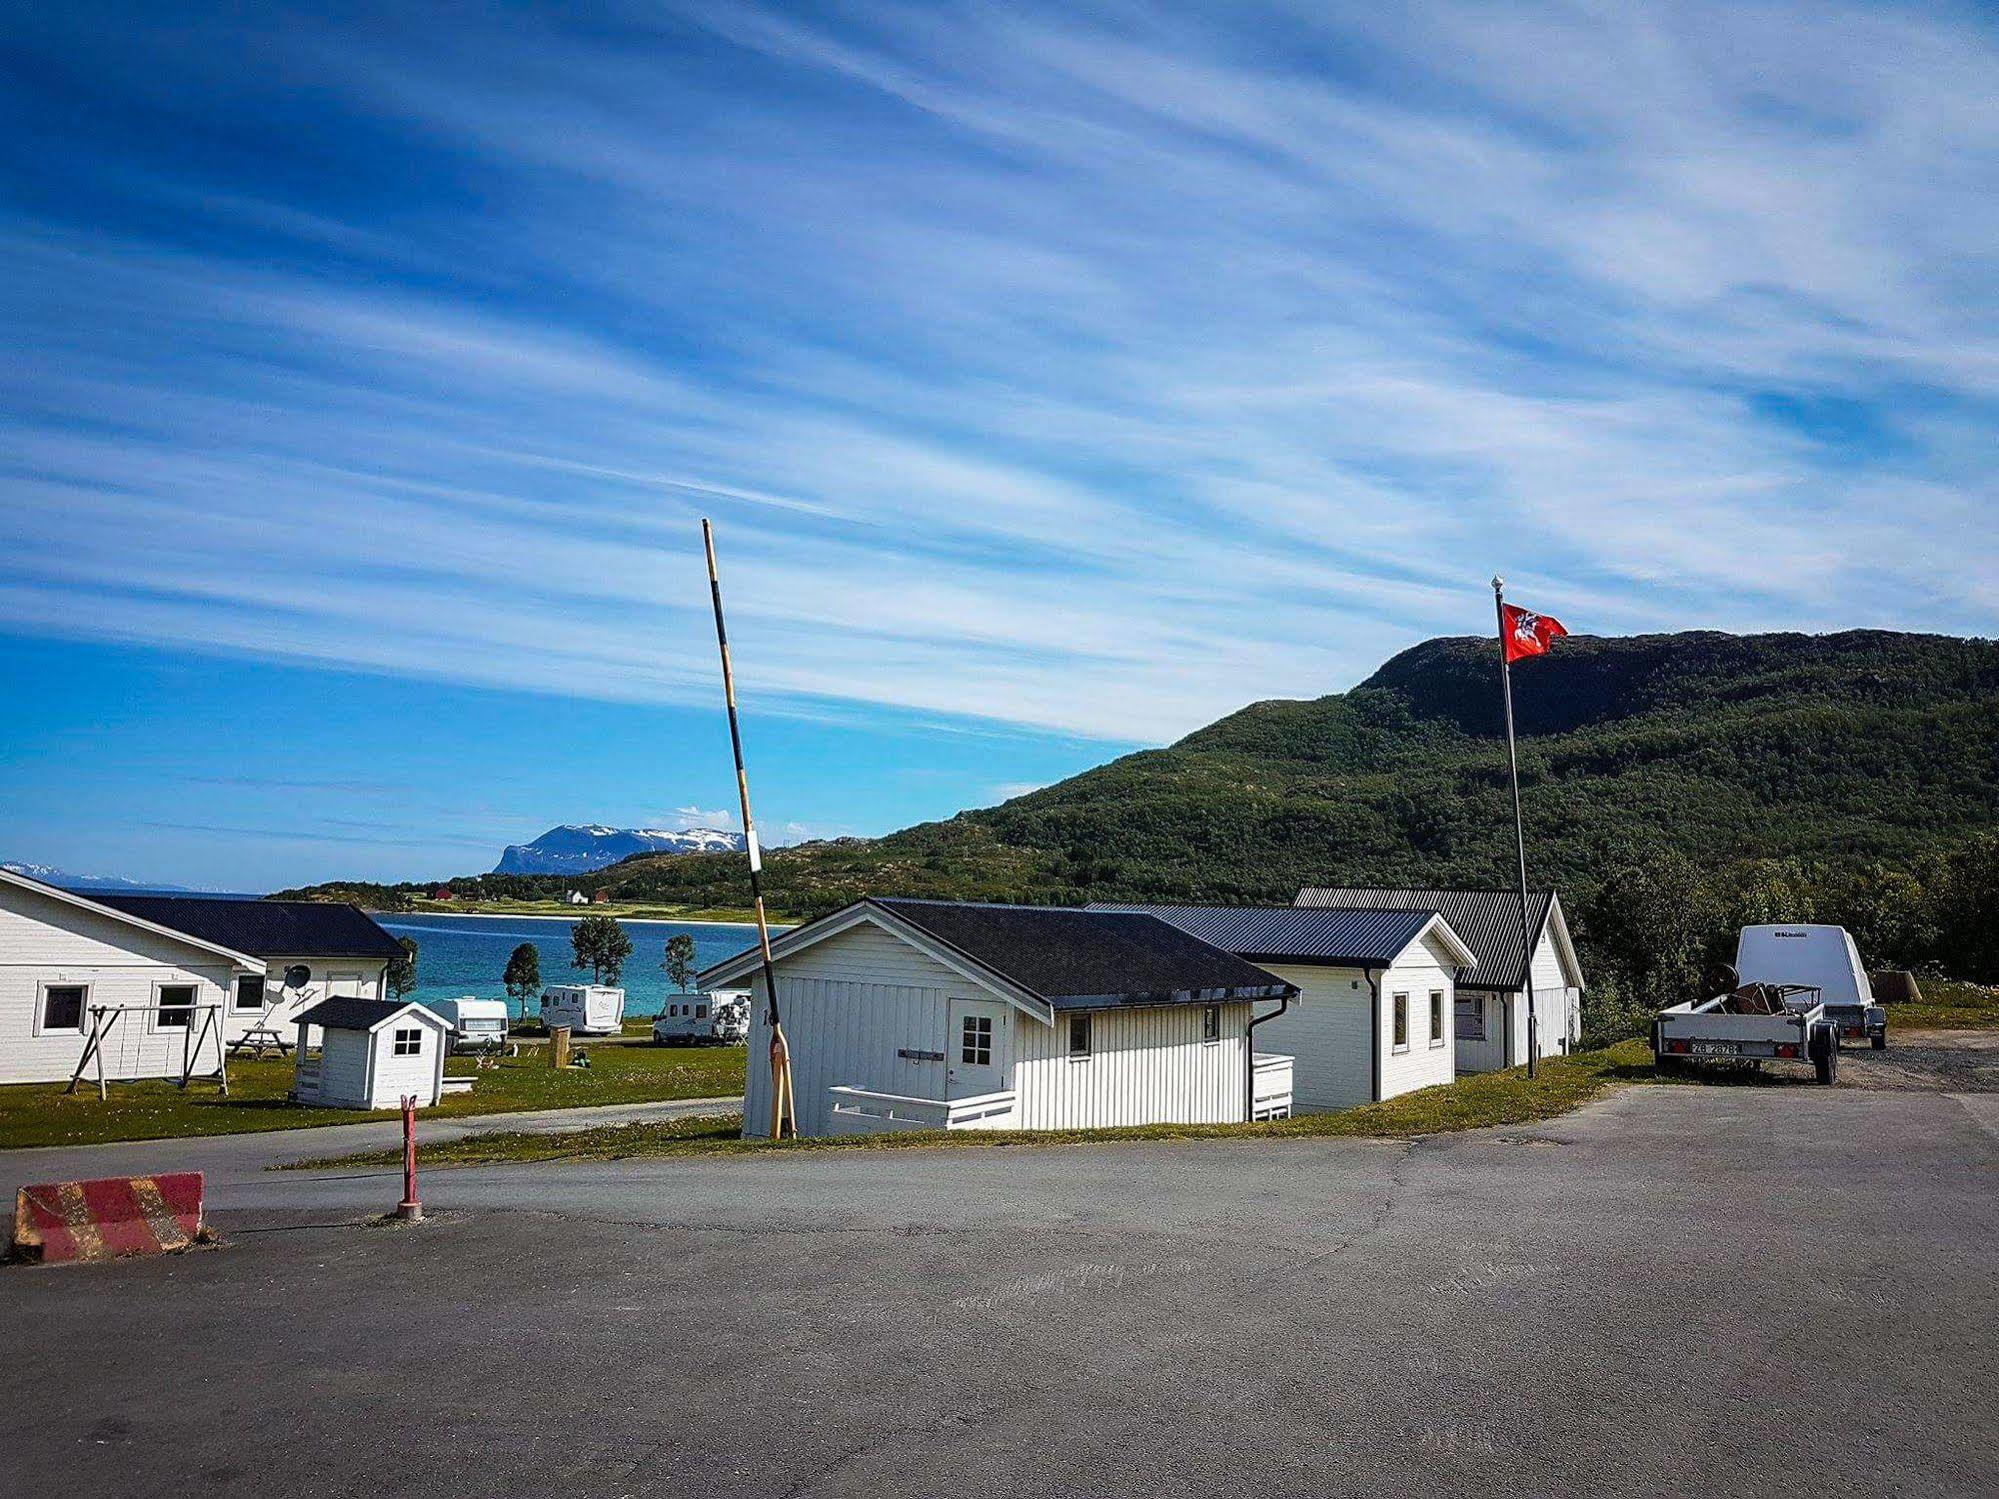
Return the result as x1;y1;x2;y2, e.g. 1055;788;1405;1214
1086;904;1477;970
293;997;447;1033
92;895;404;961
0;865;263;970
699;898;1296;1015
1290;887;1580;993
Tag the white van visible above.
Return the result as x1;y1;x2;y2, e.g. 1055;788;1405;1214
652;989;751;1045
1734;925;1887;1049
428;995;510;1054
540;984;626;1036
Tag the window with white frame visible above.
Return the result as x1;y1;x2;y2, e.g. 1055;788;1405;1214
1429;991;1445;1046
39;983;87;1035
234;974;266;1012
960;1014;993;1065
1392;992;1409;1051
392;1027;423;1056
1068;1012;1091;1057
156;983;196;1029
1201;1004;1221;1042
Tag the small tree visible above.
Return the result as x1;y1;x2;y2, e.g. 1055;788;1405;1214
503;941;542;1021
662;934;698;994
572;915;633;985
386;936;419;1000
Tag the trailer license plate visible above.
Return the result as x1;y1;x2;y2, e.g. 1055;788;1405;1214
1691;1040;1739;1057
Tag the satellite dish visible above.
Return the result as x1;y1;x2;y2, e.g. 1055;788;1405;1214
284;964;313;990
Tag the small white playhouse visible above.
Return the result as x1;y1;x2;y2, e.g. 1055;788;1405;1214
292;997;454;1109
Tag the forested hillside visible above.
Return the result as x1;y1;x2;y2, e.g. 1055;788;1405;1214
292;629;1999;1008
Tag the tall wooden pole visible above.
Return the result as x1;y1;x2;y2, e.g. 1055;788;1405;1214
703;520;795;1138
1493;576;1539;1079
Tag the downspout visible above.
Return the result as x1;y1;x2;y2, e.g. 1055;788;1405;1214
1243;989;1294;1122
1364;968;1382;1102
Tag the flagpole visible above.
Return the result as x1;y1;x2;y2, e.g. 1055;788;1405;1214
1493;576;1539;1080
704;519;795;1139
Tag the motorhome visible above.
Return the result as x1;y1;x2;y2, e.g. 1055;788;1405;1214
651;989;751;1045
1734;924;1887;1049
540;984;625;1036
428;995;510;1054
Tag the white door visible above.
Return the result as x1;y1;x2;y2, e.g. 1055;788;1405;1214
947;998;1010;1096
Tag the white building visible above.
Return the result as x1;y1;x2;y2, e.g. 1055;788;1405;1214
291;997;454;1109
698;898;1300;1140
1293;888;1586;1070
1093;905;1478;1112
0;867;405;1085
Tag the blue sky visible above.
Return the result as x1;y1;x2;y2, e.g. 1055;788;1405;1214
2;2;1993;890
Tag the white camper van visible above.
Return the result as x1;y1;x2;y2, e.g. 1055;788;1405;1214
540;984;626;1036
1734;924;1887;1049
428;995;510;1054
651;989;751;1045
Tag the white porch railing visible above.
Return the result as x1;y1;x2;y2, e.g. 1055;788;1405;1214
826;1086;1018;1136
1251;1052;1294;1121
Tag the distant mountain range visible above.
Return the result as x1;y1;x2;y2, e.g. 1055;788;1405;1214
2;861;198;893
492;824;746;876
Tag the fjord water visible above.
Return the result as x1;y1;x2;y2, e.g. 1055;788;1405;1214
377;913;791;1021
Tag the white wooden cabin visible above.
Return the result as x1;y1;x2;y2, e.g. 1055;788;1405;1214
291;997;454;1109
1093;905;1478;1112
0;867;259;1085
698;898;1300;1140
1294;888;1586;1070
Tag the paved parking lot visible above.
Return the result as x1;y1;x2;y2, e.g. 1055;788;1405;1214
4;1040;1994;1499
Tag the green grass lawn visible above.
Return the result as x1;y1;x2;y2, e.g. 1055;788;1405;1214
292;1039;1661;1171
0;1042;748;1151
1885;978;1999;1031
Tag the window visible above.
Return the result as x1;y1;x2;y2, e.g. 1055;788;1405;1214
1429;991;1445;1046
1455;996;1485;1041
392;1027;423;1057
960;1014;993;1065
39;983;87;1034
156;983;196;1030
695;1004;707;1019
1201;1004;1221;1042
1068;1012;1092;1058
234;974;267;1012
1392;992;1409;1052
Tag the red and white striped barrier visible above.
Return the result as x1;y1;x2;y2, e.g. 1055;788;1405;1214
11;1172;205;1265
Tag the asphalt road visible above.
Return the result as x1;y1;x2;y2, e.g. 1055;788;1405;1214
3;1047;1994;1498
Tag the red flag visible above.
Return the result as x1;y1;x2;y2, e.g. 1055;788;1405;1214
1501;602;1567;663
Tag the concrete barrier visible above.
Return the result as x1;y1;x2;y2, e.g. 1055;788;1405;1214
11;1172;205;1265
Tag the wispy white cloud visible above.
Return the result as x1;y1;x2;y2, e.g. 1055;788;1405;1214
0;1;1991;749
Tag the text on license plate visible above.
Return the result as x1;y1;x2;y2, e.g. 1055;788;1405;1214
1691;1040;1739;1056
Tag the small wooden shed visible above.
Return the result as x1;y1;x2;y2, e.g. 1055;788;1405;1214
292;997;453;1109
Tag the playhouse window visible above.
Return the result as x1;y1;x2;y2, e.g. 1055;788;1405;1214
393;1027;422;1056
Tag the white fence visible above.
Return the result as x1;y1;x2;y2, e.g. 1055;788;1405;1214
1251;1051;1294;1120
825;1086;1018;1136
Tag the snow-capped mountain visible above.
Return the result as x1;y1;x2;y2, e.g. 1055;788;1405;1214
492;825;746;876
2;861;195;892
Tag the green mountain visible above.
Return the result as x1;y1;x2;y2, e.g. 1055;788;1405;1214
594;628;1997;917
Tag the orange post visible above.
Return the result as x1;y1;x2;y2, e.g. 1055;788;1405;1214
396;1095;423;1222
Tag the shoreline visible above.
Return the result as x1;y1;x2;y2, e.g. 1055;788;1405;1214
368;908;777;928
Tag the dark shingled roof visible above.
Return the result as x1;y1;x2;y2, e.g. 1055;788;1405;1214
293;997;441;1033
1291;888;1556;993
1087;904;1439;968
93;895;404;961
869;898;1295;1011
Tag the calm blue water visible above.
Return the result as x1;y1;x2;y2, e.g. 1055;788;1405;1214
377;913;791;1021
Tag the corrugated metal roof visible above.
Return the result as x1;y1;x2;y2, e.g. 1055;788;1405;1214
870;899;1296;1011
1291;888;1554;992
1087;904;1436;968
95;895;404;960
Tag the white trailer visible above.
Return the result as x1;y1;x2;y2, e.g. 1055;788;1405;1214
1734;924;1887;1049
539;984;625;1035
427;995;510;1054
1654;985;1841;1084
651;989;751;1045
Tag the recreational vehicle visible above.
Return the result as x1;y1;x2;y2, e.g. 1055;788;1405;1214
540;984;625;1036
651;989;751;1045
428;995;510;1053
